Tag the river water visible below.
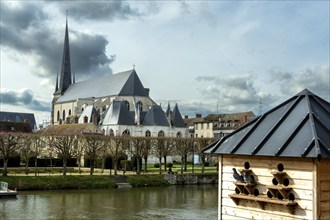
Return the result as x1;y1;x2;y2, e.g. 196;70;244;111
0;185;217;219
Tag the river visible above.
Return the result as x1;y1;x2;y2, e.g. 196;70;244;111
0;185;218;219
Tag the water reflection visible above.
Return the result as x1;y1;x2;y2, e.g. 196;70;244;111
0;185;217;219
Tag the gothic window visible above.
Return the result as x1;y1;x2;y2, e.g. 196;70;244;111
124;101;130;111
176;132;182;138
122;129;130;136
158;130;165;137
137;101;143;112
57;111;60;121
62;110;66;121
81;107;84;112
145;130;151;137
109;129;114;136
68;109;72;116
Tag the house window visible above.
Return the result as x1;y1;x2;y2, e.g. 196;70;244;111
158;130;165;137
122;129;130;136
124;101;130;111
137;101;143;112
145;130;151;137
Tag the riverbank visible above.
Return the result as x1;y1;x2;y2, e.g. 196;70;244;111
1;173;217;191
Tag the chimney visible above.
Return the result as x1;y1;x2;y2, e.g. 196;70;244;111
196;113;202;118
184;115;188;119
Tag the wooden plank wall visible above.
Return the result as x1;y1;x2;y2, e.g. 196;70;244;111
318;159;330;220
220;155;314;220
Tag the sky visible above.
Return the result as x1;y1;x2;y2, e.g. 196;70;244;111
1;1;329;126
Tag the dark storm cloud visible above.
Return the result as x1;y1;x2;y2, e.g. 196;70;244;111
0;2;46;29
0;2;114;82
0;89;50;112
270;65;330;100
70;31;114;78
57;1;142;21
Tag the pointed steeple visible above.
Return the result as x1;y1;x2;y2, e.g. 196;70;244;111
166;102;171;117
54;72;59;92
171;103;186;127
57;14;72;94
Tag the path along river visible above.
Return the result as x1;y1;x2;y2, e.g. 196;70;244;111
0;185;217;219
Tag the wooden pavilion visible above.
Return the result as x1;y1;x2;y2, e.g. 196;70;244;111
203;89;330;219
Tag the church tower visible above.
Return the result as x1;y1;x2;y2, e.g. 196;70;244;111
51;16;72;124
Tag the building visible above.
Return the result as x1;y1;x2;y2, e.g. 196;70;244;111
185;112;255;138
51;18;188;138
0;111;36;131
203;89;330;220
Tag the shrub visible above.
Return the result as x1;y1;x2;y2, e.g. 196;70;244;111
204;161;209;166
154;163;160;168
166;162;173;168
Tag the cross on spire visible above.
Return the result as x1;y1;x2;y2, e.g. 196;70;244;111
133;64;136;69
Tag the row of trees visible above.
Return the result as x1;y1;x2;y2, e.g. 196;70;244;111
0;132;216;176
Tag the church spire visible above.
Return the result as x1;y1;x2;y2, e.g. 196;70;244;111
55;72;59;92
58;12;72;94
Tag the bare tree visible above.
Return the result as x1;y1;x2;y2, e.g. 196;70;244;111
49;135;76;176
153;137;165;174
0;133;21;176
142;137;153;173
174;138;192;174
163;137;174;172
30;134;45;176
20;134;33;175
129;137;145;175
105;135;123;176
195;138;215;173
81;134;104;175
74;136;84;174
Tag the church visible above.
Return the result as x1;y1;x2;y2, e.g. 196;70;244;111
51;19;188;138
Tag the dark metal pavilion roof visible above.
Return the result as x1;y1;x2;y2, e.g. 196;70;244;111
203;89;330;158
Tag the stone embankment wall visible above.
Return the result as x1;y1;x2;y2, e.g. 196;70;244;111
164;174;218;185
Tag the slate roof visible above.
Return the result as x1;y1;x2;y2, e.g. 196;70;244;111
102;101;135;125
142;105;170;126
55;18;72;95
37;123;102;136
0;121;32;133
204;111;255;122
56;69;148;103
171;104;186;127
78;105;97;123
0;111;37;130
203;89;330;158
